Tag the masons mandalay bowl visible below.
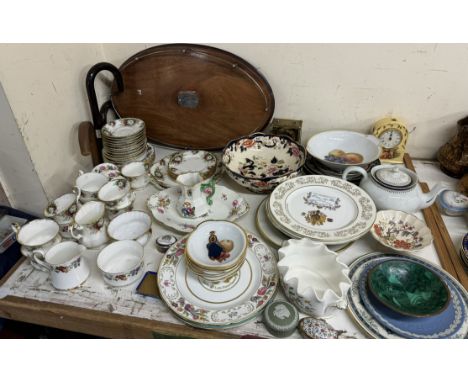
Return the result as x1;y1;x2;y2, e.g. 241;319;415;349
222;133;306;193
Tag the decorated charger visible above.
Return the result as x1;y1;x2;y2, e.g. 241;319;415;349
186;220;248;271
347;252;468;339
367;259;450;318
370;210;433;253
222;133;306;193
359;259;466;339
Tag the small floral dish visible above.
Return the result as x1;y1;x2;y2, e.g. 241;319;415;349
370;210;433;253
307;130;380;171
92;163;120;179
367;259;450;317
167;150;218;181
149;152;224;189
277;238;351;318
437;190;468;217
222;133;306;193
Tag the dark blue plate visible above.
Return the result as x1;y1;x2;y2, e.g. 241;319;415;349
359;259;466;339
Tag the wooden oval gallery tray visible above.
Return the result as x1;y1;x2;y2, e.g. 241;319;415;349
110;44;275;150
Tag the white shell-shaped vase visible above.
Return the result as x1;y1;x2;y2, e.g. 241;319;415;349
277;238;352;318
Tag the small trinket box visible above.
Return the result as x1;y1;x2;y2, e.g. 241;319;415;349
298;317;353;339
437;190;468;216
263;300;299;338
155;234;177;253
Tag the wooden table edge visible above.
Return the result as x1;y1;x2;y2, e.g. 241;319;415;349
0;258;240;339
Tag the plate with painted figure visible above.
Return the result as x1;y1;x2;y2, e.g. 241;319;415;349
257;198;354;252
268;175;376;245
347;252;468;339
157;232;278;328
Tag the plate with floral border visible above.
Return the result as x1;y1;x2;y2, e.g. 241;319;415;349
257;197;354;252
157;232;278;328
147;185;249;233
358;259;465;339
347;252;468;339
268;175;376;245
149;153;224;189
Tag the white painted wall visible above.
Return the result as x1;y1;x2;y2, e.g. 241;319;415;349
1;43;467;204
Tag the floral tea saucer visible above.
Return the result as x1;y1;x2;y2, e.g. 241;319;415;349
147;185;249;233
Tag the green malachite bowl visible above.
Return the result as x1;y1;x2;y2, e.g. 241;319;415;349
367;259;450;318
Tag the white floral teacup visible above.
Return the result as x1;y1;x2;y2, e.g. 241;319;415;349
98;177;131;208
11;219;62;271
70;201;109;249
74;170;108;202
121;161;149;190
44;193;78;225
33;241;90;290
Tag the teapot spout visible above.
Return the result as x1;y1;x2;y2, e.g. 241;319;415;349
420;183;449;210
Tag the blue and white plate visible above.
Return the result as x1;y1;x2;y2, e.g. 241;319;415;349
347;252;468;339
359;259;466;339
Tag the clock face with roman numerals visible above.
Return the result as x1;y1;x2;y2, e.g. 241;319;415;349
372;118;409;163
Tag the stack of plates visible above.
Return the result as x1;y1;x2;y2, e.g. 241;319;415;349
303;154;380;184
347;252;468;339
266;175;376;246
102;118;148;165
157;232;278;330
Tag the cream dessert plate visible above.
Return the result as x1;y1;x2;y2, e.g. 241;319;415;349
268;175;376;245
158;232;278;328
147;186;249;233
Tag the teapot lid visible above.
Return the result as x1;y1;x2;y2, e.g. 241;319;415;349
373;166;415;189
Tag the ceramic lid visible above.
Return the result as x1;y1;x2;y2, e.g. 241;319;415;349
111;44;275;150
263;300;299;338
439;190;468;212
374;166;413;188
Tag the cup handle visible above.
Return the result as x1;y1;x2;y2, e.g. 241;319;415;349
32;249;52;272
342;166;367;182
20;245;33;258
72;186;81;204
69;223;83;240
78;169;84;176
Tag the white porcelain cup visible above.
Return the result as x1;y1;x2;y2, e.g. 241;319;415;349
97;240;144;287
121;162;149;190
70;201;109;249
32;241;90;290
11;219;62;271
44;193;78;225
107;210;152;246
74;170;108;202
98;177;131;208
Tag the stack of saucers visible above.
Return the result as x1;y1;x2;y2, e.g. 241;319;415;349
102;118;148;166
185;221;248;281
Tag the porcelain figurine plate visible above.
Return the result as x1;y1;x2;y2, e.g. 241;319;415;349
157;232;278;328
149;153;224;189
268;175;376;245
347;252;468;339
147;185;249;233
